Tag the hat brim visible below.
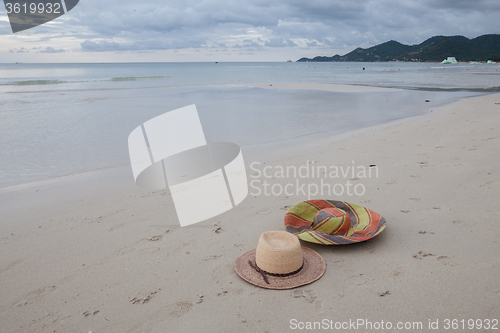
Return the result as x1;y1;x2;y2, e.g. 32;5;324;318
234;247;326;290
285;200;386;245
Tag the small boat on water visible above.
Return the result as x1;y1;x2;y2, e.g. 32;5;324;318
287;60;292;62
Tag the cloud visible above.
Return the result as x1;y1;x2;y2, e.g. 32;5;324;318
264;38;297;47
81;37;205;52
85;1;499;50
233;41;263;48
66;0;499;54
3;0;500;59
39;46;66;53
9;47;29;53
81;40;122;52
306;40;319;47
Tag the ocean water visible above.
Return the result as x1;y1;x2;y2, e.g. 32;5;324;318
0;62;498;188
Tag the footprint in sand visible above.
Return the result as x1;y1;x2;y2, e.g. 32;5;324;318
217;289;229;296
413;252;454;266
256;209;272;215
114;244;137;256
480;211;497;220
130;290;160;305
12;285;57;307
109;220;140;232
83;310;100;317
350;273;373;287
211;263;233;284
166;301;193;318
0;259;25;275
302;290;318;303
290;289;324;314
138;247;161;255
436;256;458;266
202;254;222;261
147;235;163;242
391;265;405;279
481;136;499;141
412;251;435;260
378;290;391;297
291;289;317;303
140;191;159;199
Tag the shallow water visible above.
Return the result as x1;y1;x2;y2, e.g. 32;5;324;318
0;62;495;188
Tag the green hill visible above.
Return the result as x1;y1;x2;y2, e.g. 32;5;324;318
396;37;482;62
297;54;344;62
470;34;500;56
340;40;412;62
297;34;500;62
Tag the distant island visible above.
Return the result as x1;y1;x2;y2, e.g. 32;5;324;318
297;34;500;62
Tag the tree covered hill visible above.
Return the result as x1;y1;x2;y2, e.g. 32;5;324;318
297;34;500;62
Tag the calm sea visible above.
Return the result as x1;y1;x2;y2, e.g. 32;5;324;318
0;62;499;188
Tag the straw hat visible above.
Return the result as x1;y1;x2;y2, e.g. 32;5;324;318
234;231;325;290
284;200;386;245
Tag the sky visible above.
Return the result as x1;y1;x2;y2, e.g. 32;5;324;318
1;0;499;62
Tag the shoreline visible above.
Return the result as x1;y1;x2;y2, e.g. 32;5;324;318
253;82;402;92
1;91;499;332
0;83;486;191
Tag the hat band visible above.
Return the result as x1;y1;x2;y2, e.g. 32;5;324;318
248;260;304;284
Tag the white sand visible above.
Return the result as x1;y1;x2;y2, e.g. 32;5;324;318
1;91;499;332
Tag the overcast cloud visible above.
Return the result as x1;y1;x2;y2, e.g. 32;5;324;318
1;0;499;61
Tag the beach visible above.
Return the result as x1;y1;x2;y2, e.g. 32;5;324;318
1;85;499;332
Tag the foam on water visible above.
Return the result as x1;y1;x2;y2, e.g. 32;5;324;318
0;76;173;86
